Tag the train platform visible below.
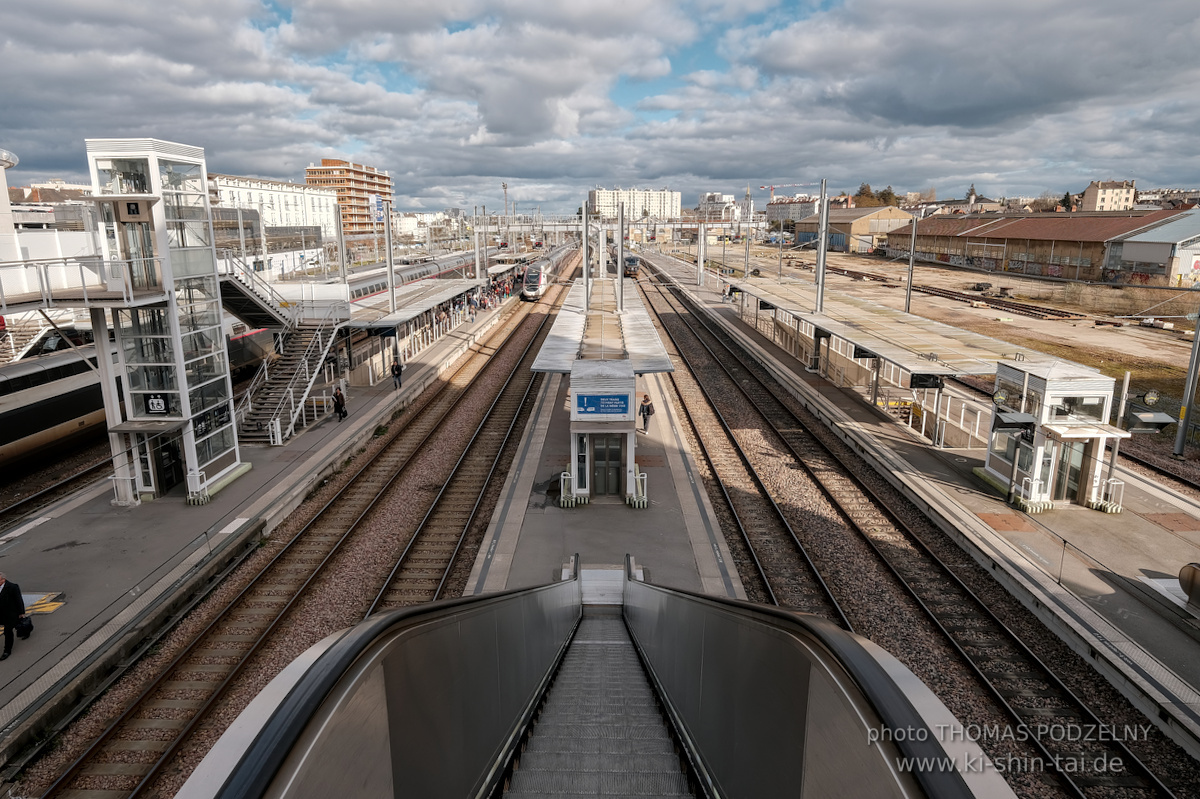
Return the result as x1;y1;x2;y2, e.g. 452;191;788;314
0;298;516;769
644;251;1200;758
463;368;745;599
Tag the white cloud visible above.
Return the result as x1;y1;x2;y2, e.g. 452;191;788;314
3;0;1200;211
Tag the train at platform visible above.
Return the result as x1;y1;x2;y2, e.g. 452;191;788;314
623;255;641;277
520;246;574;301
347;249;489;301
0;316;271;469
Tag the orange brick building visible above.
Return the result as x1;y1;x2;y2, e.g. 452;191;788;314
304;158;393;236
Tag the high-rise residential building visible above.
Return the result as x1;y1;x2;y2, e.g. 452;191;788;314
588;188;681;221
304;158;393;236
1080;180;1135;212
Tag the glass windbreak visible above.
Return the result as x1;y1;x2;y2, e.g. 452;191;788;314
117;306;171;336
127;363;179;391
95;158;150;195
196;425;235;468
159;160;204;193
181;329;222;360
190;379;231;415
1049;396;1107;424
184;352;227;387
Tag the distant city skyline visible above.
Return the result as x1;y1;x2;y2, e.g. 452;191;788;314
3;1;1198;214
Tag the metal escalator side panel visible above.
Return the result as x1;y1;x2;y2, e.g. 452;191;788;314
182;558;582;799
621;557;1014;799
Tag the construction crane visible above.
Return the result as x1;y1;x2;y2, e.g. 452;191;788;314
759;183;806;202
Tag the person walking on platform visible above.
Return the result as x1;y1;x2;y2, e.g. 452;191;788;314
333;386;347;422
0;572;27;661
391;359;403;390
638;394;655;433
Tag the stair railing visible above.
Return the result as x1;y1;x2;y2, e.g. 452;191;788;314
254;302;347;442
216;249;299;327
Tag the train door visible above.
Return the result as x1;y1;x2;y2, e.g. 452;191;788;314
591;434;623;496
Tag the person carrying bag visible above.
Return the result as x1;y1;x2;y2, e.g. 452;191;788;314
638;394;655;433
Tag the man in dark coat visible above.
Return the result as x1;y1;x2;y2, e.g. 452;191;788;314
0;572;26;660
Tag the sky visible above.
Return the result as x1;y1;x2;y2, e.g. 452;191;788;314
3;0;1199;214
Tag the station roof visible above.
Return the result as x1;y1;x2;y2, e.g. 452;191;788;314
531;279;674;374
727;276;1087;377
346;279;483;329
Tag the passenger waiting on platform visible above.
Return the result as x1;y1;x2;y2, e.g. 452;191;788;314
0;572;28;661
333;387;347;421
391;360;403;390
639;394;655;433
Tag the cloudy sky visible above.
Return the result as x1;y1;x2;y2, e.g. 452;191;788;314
3;0;1198;213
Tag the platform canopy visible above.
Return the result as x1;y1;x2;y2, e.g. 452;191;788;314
531;279;674;374
728;277;1076;377
347;279;484;329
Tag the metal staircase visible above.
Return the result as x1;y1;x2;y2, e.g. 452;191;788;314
0;321;47;364
505;606;695;798
236;309;342;444
216;250;297;330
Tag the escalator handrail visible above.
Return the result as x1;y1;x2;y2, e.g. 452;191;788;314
623;555;976;799
211;557;581;799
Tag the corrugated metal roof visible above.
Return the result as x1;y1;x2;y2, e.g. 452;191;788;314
347;279;483;329
798;207;913;225
531;280;674;374
725;277;1092;377
1118;209;1200;244
891;210;1184;243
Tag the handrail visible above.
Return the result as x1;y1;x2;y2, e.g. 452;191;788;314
215;249;298;327
0;255;165;312
622;556;1010;799
185;556;582;799
248;302;345;442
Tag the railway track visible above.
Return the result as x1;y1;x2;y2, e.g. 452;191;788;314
366;297;555;614
643;269;1179;798
827;266;1087;320
641;281;849;624
0;458;110;534
35;295;560;799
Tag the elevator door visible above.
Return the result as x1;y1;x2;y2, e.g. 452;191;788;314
1052;440;1084;502
591;435;623;496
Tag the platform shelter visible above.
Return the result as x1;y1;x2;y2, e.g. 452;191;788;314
531;278;672;504
342;278;483;386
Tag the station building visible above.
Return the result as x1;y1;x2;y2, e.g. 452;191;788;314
793;206;913;254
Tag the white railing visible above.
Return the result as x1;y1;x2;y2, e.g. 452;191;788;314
627;468;648;509
0;255;165;312
186;470;211;506
215;250;298;326
234;356;271;428
559;471;588;507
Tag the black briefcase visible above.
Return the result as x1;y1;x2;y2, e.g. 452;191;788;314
15;616;32;639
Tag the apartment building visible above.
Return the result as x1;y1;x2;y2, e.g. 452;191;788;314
588;188;681;221
305;158;394;236
209;173;338;240
1080;180;1135;212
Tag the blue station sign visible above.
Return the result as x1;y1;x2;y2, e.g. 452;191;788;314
576;393;629;415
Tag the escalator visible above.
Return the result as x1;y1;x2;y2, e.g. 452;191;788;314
505;606;693;797
181;557;1015;799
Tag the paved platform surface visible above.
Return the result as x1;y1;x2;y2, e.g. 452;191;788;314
645;251;1200;752
0;301;509;764
464;365;744;600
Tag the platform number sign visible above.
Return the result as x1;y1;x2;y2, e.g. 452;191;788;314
145;392;169;415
